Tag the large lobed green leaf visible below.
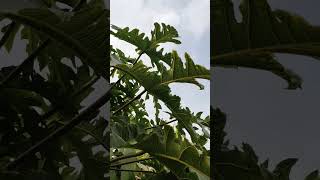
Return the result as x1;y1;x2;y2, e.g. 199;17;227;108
133;125;210;179
113;51;209;142
111;23;181;67
212;0;320;89
0;0;108;79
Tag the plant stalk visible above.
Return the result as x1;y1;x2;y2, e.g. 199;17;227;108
5;89;111;170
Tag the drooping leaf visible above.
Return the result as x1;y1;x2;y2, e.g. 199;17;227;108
305;170;320;180
273;158;298;180
212;0;320;89
0;22;20;52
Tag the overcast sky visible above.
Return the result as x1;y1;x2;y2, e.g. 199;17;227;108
212;1;320;180
111;0;210;118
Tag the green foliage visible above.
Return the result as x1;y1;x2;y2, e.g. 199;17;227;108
212;0;320;179
1;0;108;79
111;23;180;67
212;108;320;180
134;125;210;179
0;0;108;179
212;0;320;89
111;23;210;179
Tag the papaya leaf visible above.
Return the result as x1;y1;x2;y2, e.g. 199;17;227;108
134;125;210;179
273;158;298;180
305;170;320;180
113;51;209;142
212;0;320;89
0;6;108;79
111;23;181;67
0;22;20;52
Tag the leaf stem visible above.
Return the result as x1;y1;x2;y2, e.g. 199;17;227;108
111;52;144;87
112;89;147;115
55;120;108;150
109;52;145;115
215;162;251;172
110;157;154;167
5;89;111;170
211;42;320;64
110;168;157;174
145;119;178;130
110;151;145;163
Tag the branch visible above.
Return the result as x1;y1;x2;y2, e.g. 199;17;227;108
5;89;111;170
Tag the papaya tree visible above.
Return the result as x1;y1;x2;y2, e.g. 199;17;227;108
0;0;110;179
110;23;211;179
212;0;320;179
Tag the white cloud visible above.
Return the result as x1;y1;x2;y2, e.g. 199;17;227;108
152;11;181;27
111;0;209;40
182;0;210;39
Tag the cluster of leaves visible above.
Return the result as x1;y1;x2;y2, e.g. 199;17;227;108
110;23;210;179
212;0;320;179
0;0;109;179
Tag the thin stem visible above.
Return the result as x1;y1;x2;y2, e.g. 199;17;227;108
145;119;178;130
111;52;143;88
110;151;145;163
5;89;111;170
215;162;250;172
72;75;100;97
110;168;157;174
109;52;145;115
112;89;147;115
211;42;320;63
110;157;154;167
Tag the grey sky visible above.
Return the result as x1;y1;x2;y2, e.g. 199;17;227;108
111;0;210;118
212;1;320;180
